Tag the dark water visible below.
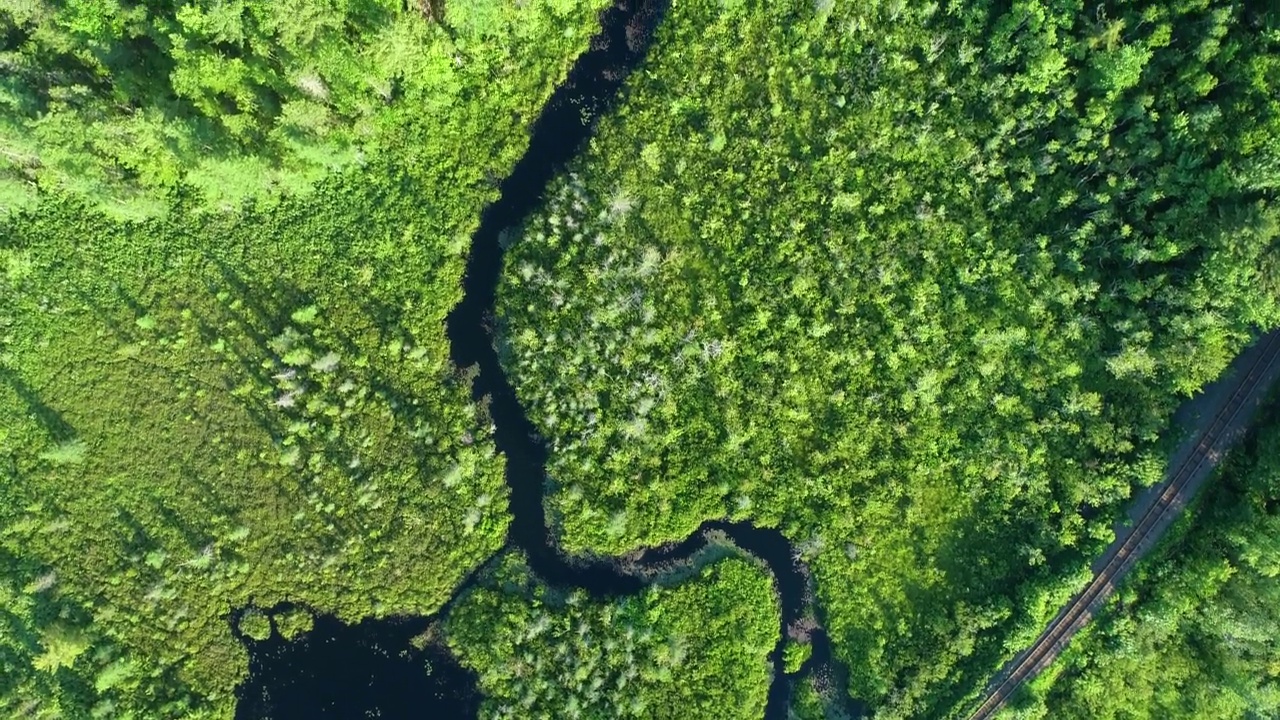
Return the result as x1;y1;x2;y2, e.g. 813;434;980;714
237;1;859;717
234;607;479;719
447;0;667;598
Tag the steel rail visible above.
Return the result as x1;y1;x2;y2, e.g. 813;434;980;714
966;330;1280;720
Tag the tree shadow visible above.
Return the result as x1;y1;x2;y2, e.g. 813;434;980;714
184;262;485;530
0;366;76;443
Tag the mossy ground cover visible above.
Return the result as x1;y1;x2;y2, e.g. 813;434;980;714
446;552;779;720
0;2;611;716
495;1;1280;716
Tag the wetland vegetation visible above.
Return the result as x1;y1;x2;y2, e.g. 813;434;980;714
1009;388;1280;720
446;552;778;720
2;0;1279;719
0;1;612;715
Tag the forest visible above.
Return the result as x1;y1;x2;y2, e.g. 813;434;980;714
2;0;1279;719
0;0;608;216
496;0;1280;717
0;0;612;716
445;552;778;720
1007;386;1280;719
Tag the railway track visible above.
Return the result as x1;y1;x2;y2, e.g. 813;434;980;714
966;330;1280;720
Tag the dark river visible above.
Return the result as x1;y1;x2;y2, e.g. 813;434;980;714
236;1;857;717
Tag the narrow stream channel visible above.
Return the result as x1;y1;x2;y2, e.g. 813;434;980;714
444;0;854;718
238;1;858;717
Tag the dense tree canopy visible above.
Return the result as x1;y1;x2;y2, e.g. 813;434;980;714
495;0;1280;716
446;552;779;720
1007;393;1280;719
0;0;603;215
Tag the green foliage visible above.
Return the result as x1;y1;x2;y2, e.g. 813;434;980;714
0;2;612;717
274;608;315;641
33;623;91;673
783;639;812;675
1008;397;1280;720
238;610;273;643
0;0;610;215
789;674;852;720
789;678;825;720
495;1;1280;716
446;554;779;720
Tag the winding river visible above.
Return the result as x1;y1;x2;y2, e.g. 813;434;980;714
237;2;855;718
444;0;852;717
